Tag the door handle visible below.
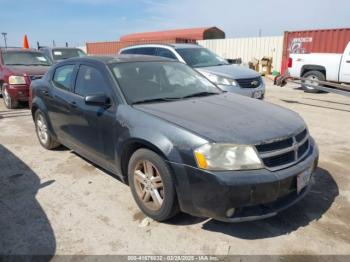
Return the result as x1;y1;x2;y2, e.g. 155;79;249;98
69;101;77;108
42;90;49;96
346;60;350;63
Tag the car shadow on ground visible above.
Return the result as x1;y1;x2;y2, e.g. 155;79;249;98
201;167;338;239
0;145;56;256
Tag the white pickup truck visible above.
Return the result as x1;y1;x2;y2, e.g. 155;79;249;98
288;41;350;92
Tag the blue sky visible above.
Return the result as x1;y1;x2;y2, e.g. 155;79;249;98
0;0;349;47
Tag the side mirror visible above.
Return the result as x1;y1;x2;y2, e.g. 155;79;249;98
85;94;111;108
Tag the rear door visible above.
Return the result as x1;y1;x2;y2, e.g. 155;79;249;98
46;64;78;142
69;63;117;169
339;43;350;83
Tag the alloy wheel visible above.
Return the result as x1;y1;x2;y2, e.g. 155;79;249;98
304;75;319;90
133;160;164;211
36;114;49;145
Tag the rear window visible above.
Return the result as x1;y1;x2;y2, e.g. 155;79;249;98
52;48;86;60
2;51;52;66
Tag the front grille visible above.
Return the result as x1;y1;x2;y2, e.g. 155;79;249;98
255;129;311;171
236;77;261;88
263;151;295;168
29;75;43;82
256;138;293;152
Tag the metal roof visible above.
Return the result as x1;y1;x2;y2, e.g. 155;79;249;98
120;27;225;42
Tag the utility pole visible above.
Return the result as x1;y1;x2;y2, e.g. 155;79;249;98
258;29;262;37
1;32;8;48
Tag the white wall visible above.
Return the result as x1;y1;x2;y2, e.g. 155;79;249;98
198;36;284;73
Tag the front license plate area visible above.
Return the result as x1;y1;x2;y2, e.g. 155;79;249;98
297;167;312;194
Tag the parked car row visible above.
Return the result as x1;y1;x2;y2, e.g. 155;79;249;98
1;43;266;109
0;47;86;108
30;55;318;222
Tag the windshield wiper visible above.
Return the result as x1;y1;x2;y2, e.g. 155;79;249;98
181;91;220;99
132;97;181;105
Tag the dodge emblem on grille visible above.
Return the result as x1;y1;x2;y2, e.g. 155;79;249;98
251;80;259;86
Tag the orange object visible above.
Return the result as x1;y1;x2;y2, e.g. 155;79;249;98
23;35;29;49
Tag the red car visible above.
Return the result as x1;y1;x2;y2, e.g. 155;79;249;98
0;48;52;109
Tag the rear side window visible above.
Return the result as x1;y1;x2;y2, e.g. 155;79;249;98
75;65;109;96
121;47;156;56
157;48;177;60
121;49;137;55
53;65;75;91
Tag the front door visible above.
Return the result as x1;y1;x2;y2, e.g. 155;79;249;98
68;64;117;170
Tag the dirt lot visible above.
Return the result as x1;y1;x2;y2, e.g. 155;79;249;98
0;80;349;256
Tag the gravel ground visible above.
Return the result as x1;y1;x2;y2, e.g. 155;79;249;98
0;79;349;256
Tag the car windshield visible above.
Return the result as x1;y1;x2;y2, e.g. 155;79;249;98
110;61;222;104
176;48;229;68
52;48;86;60
3;51;52;66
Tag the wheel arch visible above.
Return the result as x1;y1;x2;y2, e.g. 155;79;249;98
301;65;326;78
31;98;57;138
119;138;173;184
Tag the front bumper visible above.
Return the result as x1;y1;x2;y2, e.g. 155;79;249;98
169;140;319;222
218;82;265;99
5;84;30;101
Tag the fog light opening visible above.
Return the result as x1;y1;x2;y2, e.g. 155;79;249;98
226;208;236;218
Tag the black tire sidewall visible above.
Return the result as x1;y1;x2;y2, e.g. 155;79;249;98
128;148;178;221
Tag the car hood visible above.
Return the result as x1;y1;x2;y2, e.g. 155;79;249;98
197;64;260;79
134;93;305;144
6;65;50;76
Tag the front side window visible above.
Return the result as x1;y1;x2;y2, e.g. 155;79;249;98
53;65;75;91
2;51;52;66
110;61;221;104
75;65;109;96
175;48;228;68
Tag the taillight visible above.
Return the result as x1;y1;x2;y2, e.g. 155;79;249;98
287;57;293;68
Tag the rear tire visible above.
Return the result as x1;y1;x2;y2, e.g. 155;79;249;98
302;71;326;93
128;148;179;222
2;85;19;109
34;110;61;150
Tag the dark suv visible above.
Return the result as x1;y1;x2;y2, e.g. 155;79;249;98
0;48;52;109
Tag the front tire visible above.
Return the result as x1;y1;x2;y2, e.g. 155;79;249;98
128;149;179;222
34;110;60;150
2;85;19;109
302;71;326;93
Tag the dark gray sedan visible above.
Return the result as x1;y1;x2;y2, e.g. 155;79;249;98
30;55;319;222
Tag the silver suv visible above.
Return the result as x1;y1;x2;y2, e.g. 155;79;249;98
120;44;265;99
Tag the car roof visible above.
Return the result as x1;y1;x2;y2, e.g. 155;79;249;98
61;54;175;64
121;43;201;50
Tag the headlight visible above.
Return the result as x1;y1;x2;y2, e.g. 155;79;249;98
9;75;26;85
194;143;263;171
201;72;238;86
